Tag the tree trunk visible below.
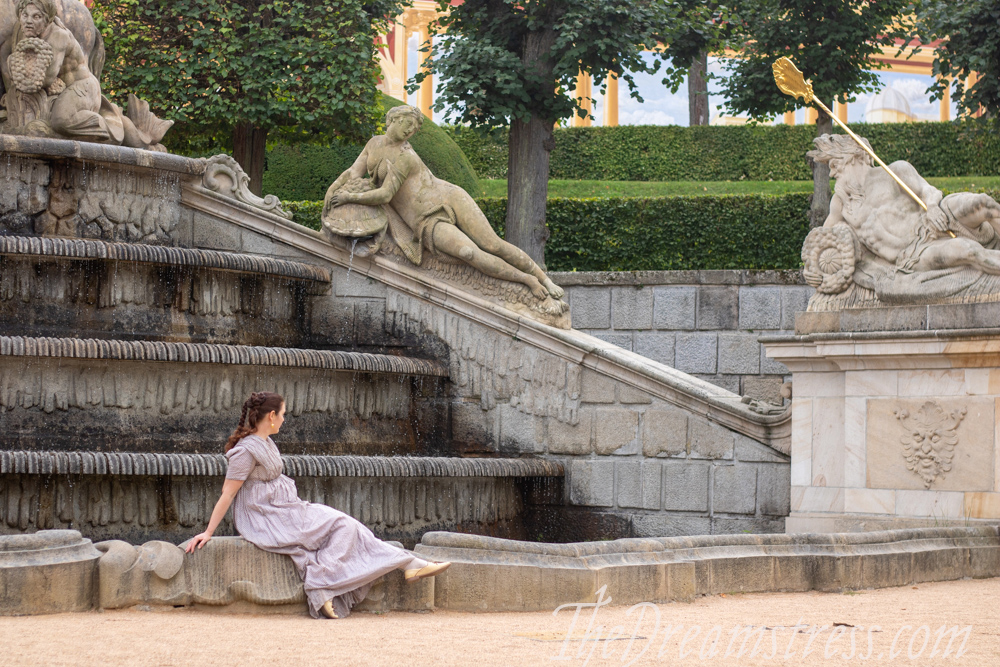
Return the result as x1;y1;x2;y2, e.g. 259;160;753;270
232;122;268;196
506;116;553;267
688;51;709;126
809;108;833;227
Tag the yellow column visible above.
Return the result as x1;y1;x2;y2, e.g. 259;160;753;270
783;111;795;126
805;107;818;124
834;100;848;123
573;71;592;127
418;23;433;120
968;72;981;118
939;77;950;121
604;74;618;126
395;23;408;103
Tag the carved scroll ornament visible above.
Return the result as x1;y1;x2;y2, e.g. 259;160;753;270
201;154;292;220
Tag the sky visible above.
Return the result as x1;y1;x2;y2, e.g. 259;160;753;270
405;37;958;127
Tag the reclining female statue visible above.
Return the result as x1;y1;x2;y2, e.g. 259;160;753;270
323;104;565;303
804;133;1000;303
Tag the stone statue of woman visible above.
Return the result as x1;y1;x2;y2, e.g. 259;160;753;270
323;105;565;303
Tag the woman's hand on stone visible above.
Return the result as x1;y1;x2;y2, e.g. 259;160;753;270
185;531;212;553
803;269;823;288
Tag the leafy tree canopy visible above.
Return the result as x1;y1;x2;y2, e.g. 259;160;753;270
93;0;403;155
416;0;688;127
718;0;914;120
913;0;1000;120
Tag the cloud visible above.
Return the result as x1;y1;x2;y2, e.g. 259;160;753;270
618;109;677;126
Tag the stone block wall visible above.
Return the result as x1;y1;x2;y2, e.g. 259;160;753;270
183;190;794;537
553;270;813;402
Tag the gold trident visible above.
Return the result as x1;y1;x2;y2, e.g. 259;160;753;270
772;57;955;236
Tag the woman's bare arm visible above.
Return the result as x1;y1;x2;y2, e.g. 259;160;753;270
184;478;244;553
324;142;372;203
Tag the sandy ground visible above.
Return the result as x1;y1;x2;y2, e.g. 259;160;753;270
1;578;997;667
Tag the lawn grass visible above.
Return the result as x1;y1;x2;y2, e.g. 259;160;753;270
479;176;1000;198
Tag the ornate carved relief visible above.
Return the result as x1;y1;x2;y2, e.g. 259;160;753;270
201;155;292;219
894;401;967;488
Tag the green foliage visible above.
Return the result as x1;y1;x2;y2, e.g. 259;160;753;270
285;186;1000;271
284;194;812;270
92;0;402;154
418;0;681;128
448;122;1000;181
481;177;1000;198
718;0;913;120
914;0;1000;119
262;95;480;201
283;201;324;230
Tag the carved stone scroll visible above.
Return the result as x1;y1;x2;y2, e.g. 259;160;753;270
201;155;292;219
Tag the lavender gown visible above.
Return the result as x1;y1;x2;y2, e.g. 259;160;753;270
225;435;412;618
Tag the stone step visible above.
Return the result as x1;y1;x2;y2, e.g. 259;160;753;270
0;454;564;545
0;335;451;455
0;335;447;376
0;235;331;283
0;451;562;478
0;237;336;347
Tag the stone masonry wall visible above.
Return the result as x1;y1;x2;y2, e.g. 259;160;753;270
553;270;812;403
183;196;793;537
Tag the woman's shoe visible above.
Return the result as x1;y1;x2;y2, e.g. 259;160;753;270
404;561;451;583
321;599;339;619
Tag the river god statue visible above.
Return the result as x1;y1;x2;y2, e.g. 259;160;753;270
0;0;171;150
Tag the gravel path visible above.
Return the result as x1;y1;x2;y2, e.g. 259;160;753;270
1;578;996;666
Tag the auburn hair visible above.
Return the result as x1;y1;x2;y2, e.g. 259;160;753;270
225;392;284;452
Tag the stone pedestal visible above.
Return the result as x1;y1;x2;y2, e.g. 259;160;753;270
763;305;1000;532
0;530;100;615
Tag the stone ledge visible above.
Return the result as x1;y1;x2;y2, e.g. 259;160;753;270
0;451;564;478
552;270;805;287
413;527;1000;610
0;336;449;376
0;134;205;175
795;302;1000;335
96;536;433;615
0;236;331;283
0;530;100;615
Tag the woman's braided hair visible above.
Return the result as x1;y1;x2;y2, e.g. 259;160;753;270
225;391;284;452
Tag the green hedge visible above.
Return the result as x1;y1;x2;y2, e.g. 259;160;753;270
446;122;1000;181
262;94;480;201
285;187;1000;272
285;193;811;271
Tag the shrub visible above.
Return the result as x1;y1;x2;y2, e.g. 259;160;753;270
285;193;811;271
262;94;480;201
446;121;1000;181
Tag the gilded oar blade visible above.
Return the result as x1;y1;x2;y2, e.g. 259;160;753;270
772;57;814;104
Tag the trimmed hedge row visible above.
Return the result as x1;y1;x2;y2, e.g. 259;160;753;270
285;188;1000;272
445;122;1000;182
262;94;480;201
285;193;812;271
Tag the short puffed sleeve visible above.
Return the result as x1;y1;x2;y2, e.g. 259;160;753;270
225;444;256;481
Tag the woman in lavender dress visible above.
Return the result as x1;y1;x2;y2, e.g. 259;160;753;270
186;391;450;619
